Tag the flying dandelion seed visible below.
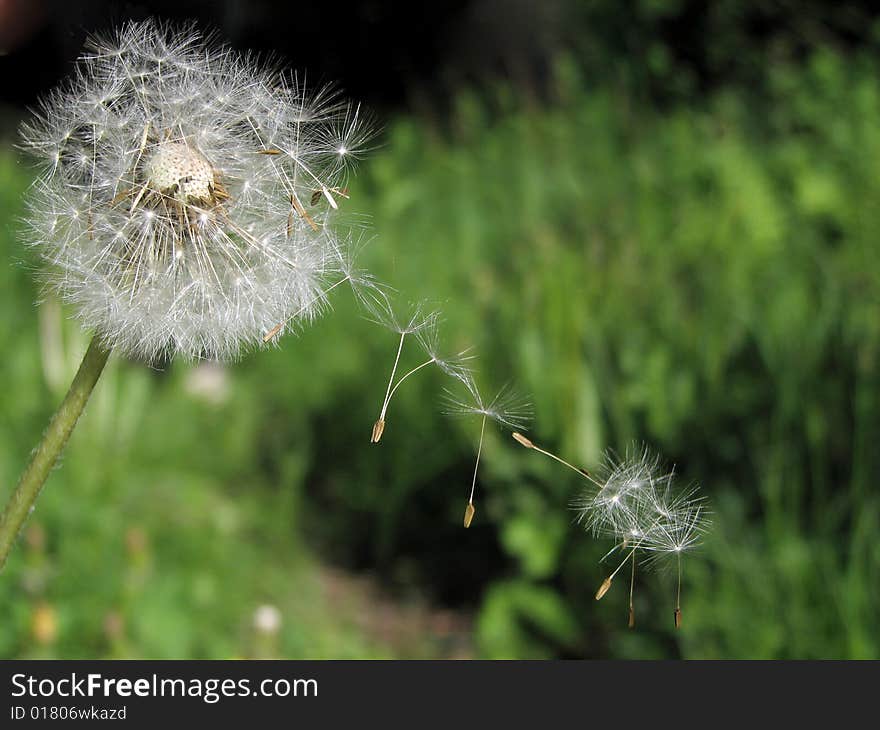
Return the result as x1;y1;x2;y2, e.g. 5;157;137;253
513;435;709;628
370;312;475;440
445;378;531;527
366;300;438;443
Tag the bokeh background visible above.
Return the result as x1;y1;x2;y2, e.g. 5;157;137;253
1;0;879;659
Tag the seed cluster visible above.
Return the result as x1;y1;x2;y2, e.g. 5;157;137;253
143;142;218;206
514;435;709;626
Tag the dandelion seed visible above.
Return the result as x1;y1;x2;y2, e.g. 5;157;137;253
640;498;709;629
369;315;473;439
463;502;476;529
444;377;532;527
367;301;438;443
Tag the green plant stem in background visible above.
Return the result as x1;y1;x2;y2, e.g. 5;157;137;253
0;335;110;570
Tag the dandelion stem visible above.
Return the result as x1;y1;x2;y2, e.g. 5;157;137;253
469;415;487;505
0;335;111;570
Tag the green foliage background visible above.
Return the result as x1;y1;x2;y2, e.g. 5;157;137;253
1;47;878;658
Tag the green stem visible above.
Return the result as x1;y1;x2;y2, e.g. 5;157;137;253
0;335;111;571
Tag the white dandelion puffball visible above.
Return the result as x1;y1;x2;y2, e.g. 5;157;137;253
20;19;372;360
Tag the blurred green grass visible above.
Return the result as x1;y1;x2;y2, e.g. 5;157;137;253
1;48;879;658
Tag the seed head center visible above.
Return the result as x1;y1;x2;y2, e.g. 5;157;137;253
145;141;218;205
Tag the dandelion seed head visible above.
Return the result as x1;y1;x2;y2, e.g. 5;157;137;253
19;19;374;361
143;141;215;204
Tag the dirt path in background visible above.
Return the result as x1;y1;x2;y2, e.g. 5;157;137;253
318;567;474;659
